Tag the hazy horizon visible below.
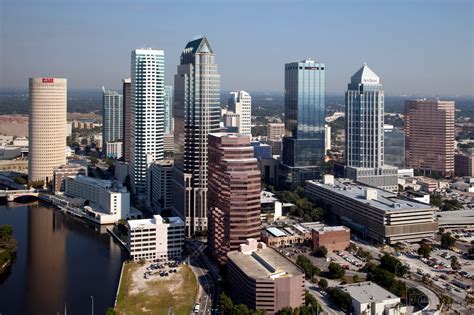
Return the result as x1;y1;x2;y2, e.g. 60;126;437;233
1;0;473;95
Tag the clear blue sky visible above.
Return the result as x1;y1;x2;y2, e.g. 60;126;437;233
1;0;473;95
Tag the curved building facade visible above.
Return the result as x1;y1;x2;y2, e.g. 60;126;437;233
28;78;67;184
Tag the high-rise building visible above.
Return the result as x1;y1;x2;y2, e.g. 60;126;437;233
267;122;285;140
122;78;132;162
281;59;325;187
148;160;174;213
345;64;398;191
130;49;165;196
384;125;405;168
208;133;261;264
405;99;455;177
324;124;331;154
455;151;474;177
226;90;252;135
28;78;67;185
172;36;221;236
164;85;173;134
102;87;123;157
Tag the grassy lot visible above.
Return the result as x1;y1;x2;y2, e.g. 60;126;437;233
115;262;198;315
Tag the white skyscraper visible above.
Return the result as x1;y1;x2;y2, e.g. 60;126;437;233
345;64;397;192
226;90;252;136
130;49;165;196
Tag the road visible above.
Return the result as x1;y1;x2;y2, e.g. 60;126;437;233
187;241;220;315
305;282;345;315
399;277;440;314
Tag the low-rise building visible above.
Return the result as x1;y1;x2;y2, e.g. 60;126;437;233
305;175;438;244
227;239;305;315
127;215;185;261
311;225;350;252
52;163;88;193
340;282;406;315
261;223;311;247
452;178;474;193
0;146;21;160
114;161;129;183
65;175;130;224
251;141;272;159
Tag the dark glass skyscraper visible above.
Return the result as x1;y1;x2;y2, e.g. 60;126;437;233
281;59;325;187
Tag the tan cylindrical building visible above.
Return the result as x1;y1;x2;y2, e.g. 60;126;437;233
28;78;67;185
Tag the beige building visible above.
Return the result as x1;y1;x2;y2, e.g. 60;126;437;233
28;78;67;185
227;239;305;314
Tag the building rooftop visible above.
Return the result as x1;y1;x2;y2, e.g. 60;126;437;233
340;282;399;303
227;246;303;280
128;215;183;229
307;179;435;213
437;210;474;226
350;63;380;85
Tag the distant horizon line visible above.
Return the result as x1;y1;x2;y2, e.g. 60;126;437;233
0;87;473;99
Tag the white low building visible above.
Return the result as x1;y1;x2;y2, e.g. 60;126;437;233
340;282;406;315
65;175;130;224
127;215;185;261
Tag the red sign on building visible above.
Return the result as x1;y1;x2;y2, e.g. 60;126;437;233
42;78;54;83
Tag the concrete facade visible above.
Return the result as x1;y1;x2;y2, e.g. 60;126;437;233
227;239;305;315
305;177;438;244
28;78;67;185
127;215;185;261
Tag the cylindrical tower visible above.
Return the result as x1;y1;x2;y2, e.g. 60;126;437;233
28;78;67;185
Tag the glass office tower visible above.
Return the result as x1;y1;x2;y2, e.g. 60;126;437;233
281;59;325;187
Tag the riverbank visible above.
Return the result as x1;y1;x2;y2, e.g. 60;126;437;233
0;224;16;277
115;261;198;315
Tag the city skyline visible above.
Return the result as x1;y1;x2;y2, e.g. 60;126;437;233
1;0;473;95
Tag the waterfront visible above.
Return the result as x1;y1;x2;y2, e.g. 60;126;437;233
0;202;127;315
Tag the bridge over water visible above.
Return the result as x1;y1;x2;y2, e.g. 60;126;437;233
0;189;39;201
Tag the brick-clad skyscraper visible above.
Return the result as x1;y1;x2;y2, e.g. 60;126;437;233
208;133;261;264
405;99;455;177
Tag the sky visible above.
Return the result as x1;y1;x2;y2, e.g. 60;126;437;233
1;0;473;95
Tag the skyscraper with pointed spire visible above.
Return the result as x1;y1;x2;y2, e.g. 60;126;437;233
345;64;397;191
172;36;221;236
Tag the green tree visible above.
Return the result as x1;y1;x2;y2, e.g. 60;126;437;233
441;232;456;249
0;225;13;238
14;176;27;185
327;288;352;310
328;262;345;279
418;244;432;258
28;180;45;189
451;256;461;270
105;308;117;315
220;292;234;314
90;157;98;165
296;255;320;279
380;254;407;276
318;278;328;290
279;307;293;315
352;275;360;283
231;304;250;315
313;246;328;258
430;194;443;207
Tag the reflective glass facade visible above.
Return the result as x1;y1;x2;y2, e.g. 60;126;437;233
281;59;325;186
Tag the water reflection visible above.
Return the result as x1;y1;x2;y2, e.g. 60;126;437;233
0;203;126;315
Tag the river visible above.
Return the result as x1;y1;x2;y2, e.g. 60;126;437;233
0;202;127;315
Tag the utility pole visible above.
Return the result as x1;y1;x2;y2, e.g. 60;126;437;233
91;296;94;315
